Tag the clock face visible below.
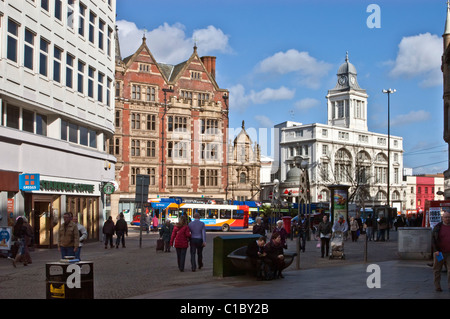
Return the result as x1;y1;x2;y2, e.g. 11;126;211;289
338;75;347;85
350;76;355;85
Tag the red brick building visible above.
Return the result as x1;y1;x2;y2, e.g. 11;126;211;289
110;36;230;218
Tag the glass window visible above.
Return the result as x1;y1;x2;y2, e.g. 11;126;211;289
97;73;104;102
80;126;88;146
78;3;85;36
53;47;62;83
24;29;35;70
61;120;68;140
69;122;78;143
54;0;62;20
6;105;20;129
39;38;49;76
89;129;96;148
88;67;94;98
7;19;19;62
36;114;47;136
77;60;85;93
67;0;75;29
89;11;95;44
98;20;105;50
22;109;34;133
66;54;74;88
41;0;49;11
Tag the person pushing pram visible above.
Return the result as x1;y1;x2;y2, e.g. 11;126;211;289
330;215;348;259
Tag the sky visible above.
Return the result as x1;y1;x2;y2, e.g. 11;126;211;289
116;0;448;175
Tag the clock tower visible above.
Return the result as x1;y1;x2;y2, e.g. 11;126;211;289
326;52;368;131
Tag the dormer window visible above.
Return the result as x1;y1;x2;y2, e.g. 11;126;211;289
191;71;201;79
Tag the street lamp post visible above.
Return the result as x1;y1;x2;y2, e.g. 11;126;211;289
295;155;309;270
382;88;395;210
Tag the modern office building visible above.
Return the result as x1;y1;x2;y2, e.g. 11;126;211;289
0;0;116;247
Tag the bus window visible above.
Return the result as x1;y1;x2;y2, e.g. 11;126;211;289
208;209;218;219
233;210;244;219
198;208;206;218
221;209;232;219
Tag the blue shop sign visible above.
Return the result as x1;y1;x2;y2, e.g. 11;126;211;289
19;173;40;191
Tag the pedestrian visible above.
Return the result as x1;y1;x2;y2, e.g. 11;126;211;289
73;215;87;260
297;215;309;252
160;219;173;252
432;211;450;292
350;217;359;242
152;214;159;232
58;212;79;259
11;217;32;267
376;214;387;242
22;217;34;265
317;215;332;258
364;214;373;241
272;220;288;249
170;215;191;272
115;213;128;248
246;236;267;280
332;215;348;233
103;216;115;249
252;217;266;236
189;212;206;271
265;232;285;279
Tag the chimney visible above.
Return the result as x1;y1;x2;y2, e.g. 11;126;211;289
201;56;216;78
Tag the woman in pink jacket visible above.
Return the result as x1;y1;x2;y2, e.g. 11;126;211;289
170;215;191;272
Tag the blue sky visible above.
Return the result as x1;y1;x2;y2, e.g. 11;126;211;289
116;0;447;175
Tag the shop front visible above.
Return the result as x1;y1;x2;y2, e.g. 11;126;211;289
25;176;102;248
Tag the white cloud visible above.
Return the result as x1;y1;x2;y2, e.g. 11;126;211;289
390;33;442;87
229;84;295;110
116;20;231;65
256;49;332;89
391;110;431;126
254;115;274;128
295;98;320;110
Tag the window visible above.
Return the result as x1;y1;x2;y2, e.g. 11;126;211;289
146;86;156;101
78;3;86;36
106;78;112;106
131;168;140;185
61;120;68;140
131;140;140;156
239;172;246;184
200;169;218;187
88;66;94;98
132;85;140;100
98;20;105;50
89;11;95;44
7;19;19;62
167;168;187;186
107;27;112;57
147;168;156;186
69;122;78;143
115;111;121;127
131;113;140;129
54;0;62;21
36;113;47;136
77;60;85;93
146;114;156;131
201;119;218;134
89;129;96;148
67;0;75;29
66;54;74;88
24;29;35;70
146;140;156;157
39;38;49;76
322;144;328;156
22;109;34;133
80;126;88;146
98;72;104;102
41;0;49;11
168;116;188;132
53;46;62;83
6;105;20;129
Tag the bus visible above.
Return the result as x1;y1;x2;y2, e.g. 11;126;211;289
176;203;249;232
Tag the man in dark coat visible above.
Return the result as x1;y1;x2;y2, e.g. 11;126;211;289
103;216;115;249
115;213;128;248
246;236;267;280
265;232;285;279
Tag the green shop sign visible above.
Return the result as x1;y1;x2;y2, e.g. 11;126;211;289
40;180;95;194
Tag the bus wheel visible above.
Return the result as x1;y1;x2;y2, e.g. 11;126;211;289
222;224;230;232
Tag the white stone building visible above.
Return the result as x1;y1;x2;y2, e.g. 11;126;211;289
0;0;116;246
272;54;405;208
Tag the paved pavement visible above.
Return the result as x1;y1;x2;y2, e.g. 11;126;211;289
0;226;448;301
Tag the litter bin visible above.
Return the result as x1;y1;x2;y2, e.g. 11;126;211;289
282;216;292;234
46;260;94;299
